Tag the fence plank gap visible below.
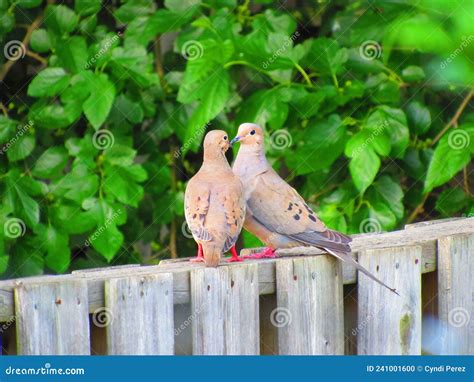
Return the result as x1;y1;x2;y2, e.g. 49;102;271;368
191;264;259;355
15;280;90;355
105;273;174;355
437;233;474;355
276;256;344;355
358;246;422;355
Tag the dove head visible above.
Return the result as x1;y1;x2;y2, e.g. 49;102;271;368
231;123;264;148
203;130;230;161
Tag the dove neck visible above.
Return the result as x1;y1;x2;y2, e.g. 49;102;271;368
202;150;231;170
233;144;269;174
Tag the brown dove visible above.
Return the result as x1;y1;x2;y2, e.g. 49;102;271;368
184;130;245;267
231;123;398;294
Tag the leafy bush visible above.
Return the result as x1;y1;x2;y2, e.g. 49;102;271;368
0;0;472;277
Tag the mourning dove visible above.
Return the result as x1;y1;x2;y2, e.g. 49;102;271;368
184;130;246;267
231;123;398;294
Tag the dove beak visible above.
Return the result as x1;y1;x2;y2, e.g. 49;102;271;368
230;136;240;146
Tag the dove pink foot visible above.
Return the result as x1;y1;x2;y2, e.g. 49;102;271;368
227;245;243;262
243;247;276;259
190;243;205;263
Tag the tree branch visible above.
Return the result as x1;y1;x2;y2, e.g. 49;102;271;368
0;13;43;82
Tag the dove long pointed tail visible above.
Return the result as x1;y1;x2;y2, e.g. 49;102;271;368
324;248;399;296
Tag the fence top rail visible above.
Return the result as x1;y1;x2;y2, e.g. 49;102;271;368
0;217;472;321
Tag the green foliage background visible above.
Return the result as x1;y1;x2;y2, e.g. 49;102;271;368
0;0;472;277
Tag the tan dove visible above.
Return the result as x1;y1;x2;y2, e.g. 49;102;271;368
231;123;398;294
184;130;245;267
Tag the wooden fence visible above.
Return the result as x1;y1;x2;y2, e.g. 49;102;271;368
0;218;472;355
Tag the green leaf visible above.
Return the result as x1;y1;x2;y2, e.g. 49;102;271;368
16;0;42;8
366;106;409;158
349;147;380;194
165;0;200;13
75;0;102;16
303;38;348;76
368;201;397;231
402;65;425;82
183;68;230;153
424;127;472;193
32;147;69;179
5;171;40;226
345;129;391;158
372;175;404;220
9;241;43;277
435;187;468;216
286;114;347;175
50;204;96;235
27;68;70;97
236;87;289;130
0;116;18;144
103;164;147;207
406;101;431;135
56;36;88;73
45;226;70;273
30;29;52;53
83;73;116;129
7;135;35;162
44;4;78;35
86;199;124;262
56;164;100;203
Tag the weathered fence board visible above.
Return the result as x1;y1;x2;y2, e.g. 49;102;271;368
276;256;344;355
358;246;422;355
15;280;90;355
191;264;259;355
437;233;474;355
105;274;174;355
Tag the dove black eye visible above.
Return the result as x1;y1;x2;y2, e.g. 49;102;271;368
250;130;256;135
223;136;227;140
